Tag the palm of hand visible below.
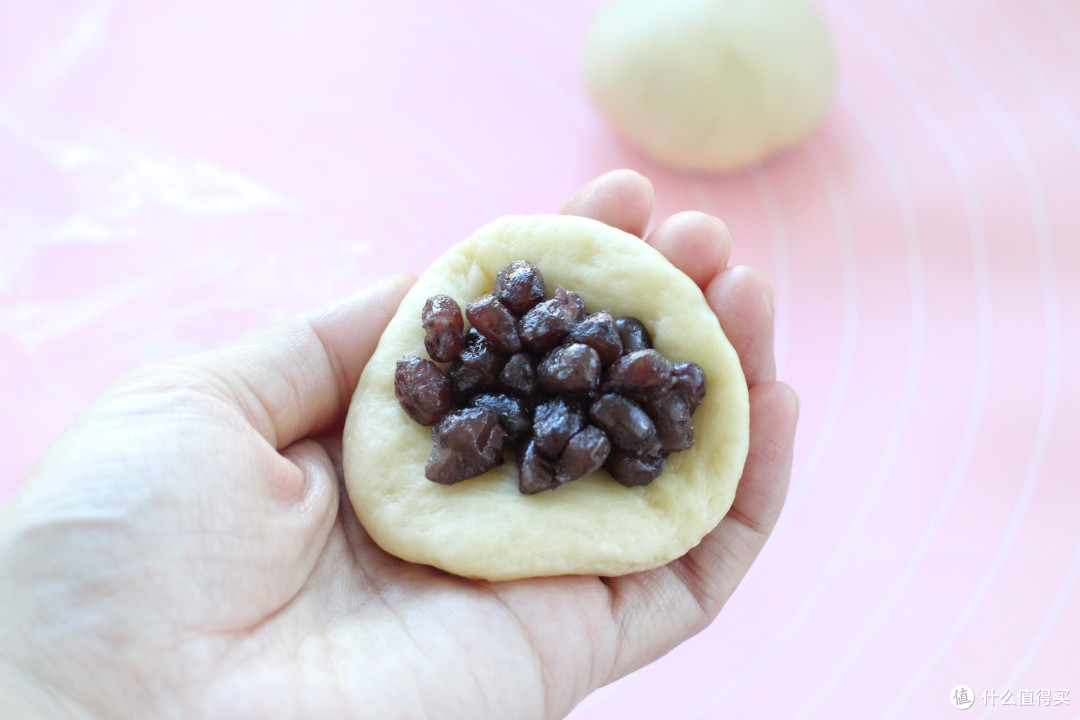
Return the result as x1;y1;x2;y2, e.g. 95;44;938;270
0;172;797;720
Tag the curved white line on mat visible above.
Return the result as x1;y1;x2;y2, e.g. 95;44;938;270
788;82;927;720
885;1;1060;716
683;129;861;720
976;0;1077;705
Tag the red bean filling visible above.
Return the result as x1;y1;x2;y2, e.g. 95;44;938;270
394;261;708;492
394;357;452;426
422;295;465;363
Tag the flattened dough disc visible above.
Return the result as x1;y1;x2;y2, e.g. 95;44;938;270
343;214;749;581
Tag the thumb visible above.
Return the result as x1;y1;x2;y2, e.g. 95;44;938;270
271;437;342;597
181;272;416;451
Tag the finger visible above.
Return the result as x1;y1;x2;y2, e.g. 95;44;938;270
668;381;799;610
560;169;654;238
644;211;732;289
265;438;342;601
704;265;776;387
600;380;799;681
177;273;415;449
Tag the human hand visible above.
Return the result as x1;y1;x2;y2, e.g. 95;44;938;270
0;170;799;720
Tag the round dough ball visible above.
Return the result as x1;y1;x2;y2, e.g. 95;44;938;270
582;0;835;172
343;215;749;581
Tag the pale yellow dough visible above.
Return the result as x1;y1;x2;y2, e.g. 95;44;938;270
342;215;749;581
582;0;835;172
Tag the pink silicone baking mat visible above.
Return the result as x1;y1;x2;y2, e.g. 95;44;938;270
2;1;1078;717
